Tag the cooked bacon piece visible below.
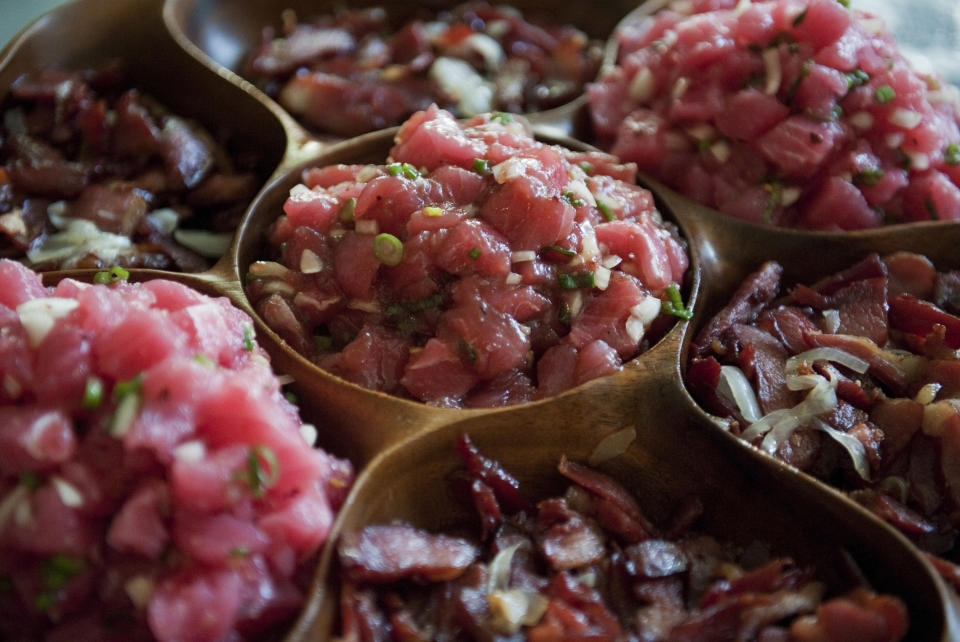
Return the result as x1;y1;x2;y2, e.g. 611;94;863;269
789;588;909;642
693;262;782;357
456;433;531;514
850;490;936;536
889;293;960;349
339;524;478;583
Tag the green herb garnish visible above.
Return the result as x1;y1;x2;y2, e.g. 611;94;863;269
93;265;130;285
563;191;585;208
339;197;357;223
852;169;884;187
945;142;960;166
490;112;513;125
473;158;492;175
242;325;255;352
558;272;596;290
662;283;693;320
373;233;404;266
874;85;896;104
468;247;482;260
596;199;616;222
238;445;279;498
82;376;104;410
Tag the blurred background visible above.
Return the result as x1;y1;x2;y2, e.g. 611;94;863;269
1;0;958;84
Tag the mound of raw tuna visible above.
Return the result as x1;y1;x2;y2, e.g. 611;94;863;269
0;260;352;641
248;107;689;408
0;63;260;272
687;251;960;592
247;2;603;137
589;0;960;229
338;433;908;640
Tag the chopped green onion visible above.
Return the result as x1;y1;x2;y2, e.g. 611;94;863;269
945;142;960;166
35;593;54;612
845;69;870;90
925;196;940;220
42;554;85;591
558;302;572;326
762;181;783;222
314;335;333;351
697;138;712;152
193;354;215;368
852;169;884;187
828;104;843;121
792;9;807;27
490;112;512;125
19;471;41;491
563;191;585;208
387;163;402;176
284;390;299;405
423;206;444;217
409;293;444;312
596;199;616;222
239;445;279;498
540;245;576;260
401;163;420;180
897;148;912;170
558;272;596;290
579;162;594;174
836;0;850;7
339;197;357;223
82;376;104;410
468;247;482;260
874;85;896;104
458;339;477;364
473;158;491;175
242;325;255;352
662;283;692;320
113;374;142;401
784;59;813;105
93;265;130;285
229;547;250;558
373;233;404;266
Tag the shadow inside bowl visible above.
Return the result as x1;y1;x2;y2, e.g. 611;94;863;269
299;403;951;640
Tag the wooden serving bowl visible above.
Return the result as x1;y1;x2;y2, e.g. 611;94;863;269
162;0;639;140
3;0;960;639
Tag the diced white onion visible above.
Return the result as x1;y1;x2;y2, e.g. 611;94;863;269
822;309;841;333
488;540;525;593
511;250;536;263
889;108;923;130
347;299;381;313
356;166;380;182
812;418;871;480
300;423;318;446
716;365;763;423
354;219;379;235
248;260;289;279
3;374;21;399
781;187;801;207
565;179;596;207
594;266;611;290
28;214;132;268
173;440;207;462
580;230;600;261
17;297;79;347
259;280;296;297
632;296;663;327
429;57;494;117
588;426;636;465
629;67;656;102
857;17;885;36
906;152;930;172
492;157;538;184
785;347;869;376
276;374;295;386
0;486;29;533
685;123;715;141
505;272;522;285
669;0;693;15
848;111;874;130
146;208;180;235
299;249;324;274
671;77;690;100
293;292;341;315
14;494;33;526
173;230;232;258
111;392;141;438
565;291;584;319
602;254;622;269
125;575;155;610
52;476;84;508
762;49;782;96
915;382;942;406
464;33;505;71
289;184;312;199
733;0;751;15
710;140;731;163
489;589;549;634
0;210;27;235
885;132;904;148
